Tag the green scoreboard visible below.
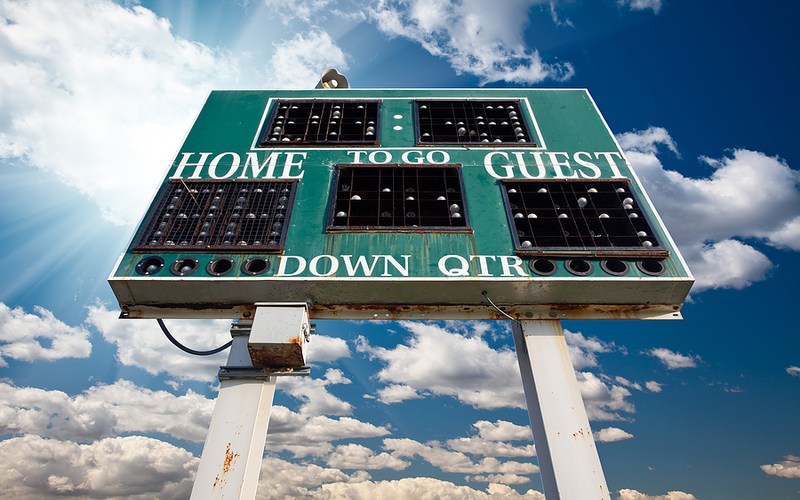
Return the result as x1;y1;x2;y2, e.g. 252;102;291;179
109;88;693;321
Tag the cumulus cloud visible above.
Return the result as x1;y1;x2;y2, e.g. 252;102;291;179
645;380;664;393
357;322;525;410
264;30;348;90
760;455;800;478
320;476;545;499
376;383;423;404
359;322;635;420
0;380;212;443
617;0;663;14
326;443;410;470
257;455;371;499
266;405;391;458
620;127;800;293
86;304;231;382
446;420;536;458
0;434;196;499
618;490;696;500
0;303;91;366
384;437;539;477
594;427;634;443
0;0;240;224
787;366;800;377
648;347;699;369
565;329;614;370
369;0;574;85
307;334;350;363
277;368;354;416
577;371;635;421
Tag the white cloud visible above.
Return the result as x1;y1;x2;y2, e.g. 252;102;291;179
565;329;614;369
263;0;336;24
369;0;574;85
86;303;231;382
618;490;697;500
0;380;212;443
0;0;240;224
356;322;525;410
474;420;532;442
645;380;663;393
377;383;423;404
326;443;410;470
466;473;532;485
264;30;348;90
760;455;800;478
648;347;699;369
688;239;773;291
594;427;634;443
447;420;536;458
257;455;371;499
787;366;800;377
617;0;663;14
620;127;800;293
0;434;196;499
615;376;642;391
319;476;545;499
266;405;391;458
359;322;635;420
307;334;350;363
278;368;353;416
0;303;91;366
384;438;539;476
577;371;635;421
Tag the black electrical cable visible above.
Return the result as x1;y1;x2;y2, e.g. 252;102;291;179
482;291;521;324
157;318;232;356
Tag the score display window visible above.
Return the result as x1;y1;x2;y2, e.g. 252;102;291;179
500;179;668;257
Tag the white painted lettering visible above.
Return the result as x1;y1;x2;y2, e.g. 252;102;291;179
209;152;240;179
426;150;450;164
438;255;470;276
573;151;601;179
547;152;578;179
239;152;280;179
341;255;382;276
277;256;306;276
171;152;212;179
382;255;411;277
470;255;497;276
594;152;625;178
309;255;338;277
499;255;528;277
515;151;547;179
280;152;306;179
483;152;514;179
346;150;367;164
369;150;392;164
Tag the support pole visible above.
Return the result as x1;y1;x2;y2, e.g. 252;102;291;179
190;304;310;500
190;321;276;500
511;320;609;500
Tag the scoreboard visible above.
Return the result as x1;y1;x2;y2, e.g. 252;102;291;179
109;88;693;321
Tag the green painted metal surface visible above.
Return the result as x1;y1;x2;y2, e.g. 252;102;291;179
109;88;693;319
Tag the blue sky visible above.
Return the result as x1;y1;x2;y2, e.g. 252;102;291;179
0;0;798;498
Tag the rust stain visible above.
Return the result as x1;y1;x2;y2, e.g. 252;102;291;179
213;443;239;491
289;335;302;345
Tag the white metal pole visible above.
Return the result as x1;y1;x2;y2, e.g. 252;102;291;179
190;322;275;500
511;319;610;500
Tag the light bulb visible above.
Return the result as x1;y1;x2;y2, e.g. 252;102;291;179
577;197;588;208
